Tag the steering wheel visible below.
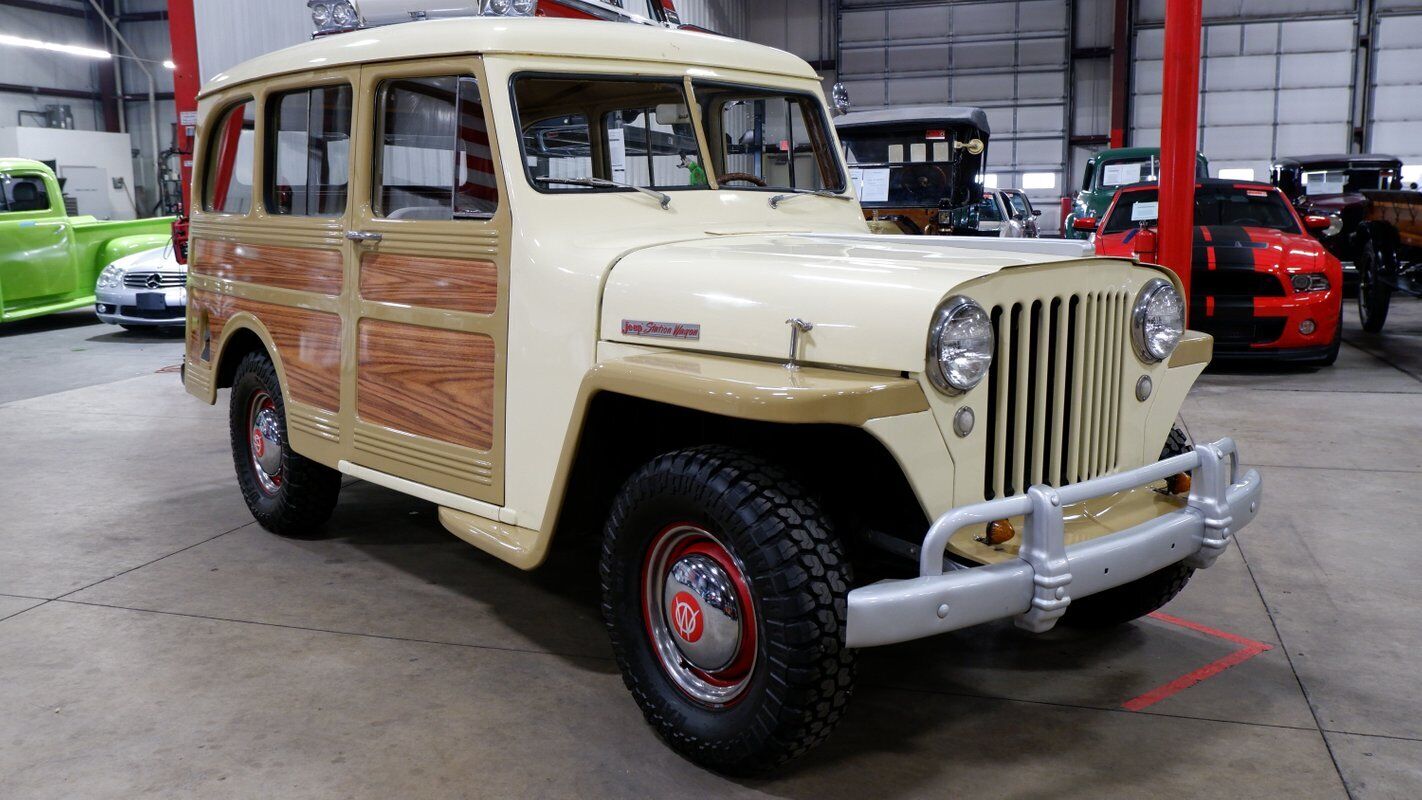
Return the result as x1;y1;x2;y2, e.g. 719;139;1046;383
718;172;768;188
893;164;950;204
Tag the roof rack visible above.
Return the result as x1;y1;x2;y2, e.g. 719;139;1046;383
307;0;669;37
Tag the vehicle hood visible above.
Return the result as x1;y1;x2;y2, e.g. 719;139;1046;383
1189;226;1330;274
107;244;183;273
600;232;1088;373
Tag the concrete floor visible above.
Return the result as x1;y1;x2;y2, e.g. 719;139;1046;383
1;303;1420;799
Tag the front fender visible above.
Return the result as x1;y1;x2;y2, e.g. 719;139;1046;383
98;233;172;268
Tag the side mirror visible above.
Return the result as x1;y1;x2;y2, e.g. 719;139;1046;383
1031;209;1043;217
1304;215;1331;232
1072;216;1098;232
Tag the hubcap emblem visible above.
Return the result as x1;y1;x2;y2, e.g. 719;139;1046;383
671;591;703;643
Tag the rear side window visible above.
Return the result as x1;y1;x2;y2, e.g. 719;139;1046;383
203;99;256;213
0;174;51;213
375;76;498;220
266;85;352;217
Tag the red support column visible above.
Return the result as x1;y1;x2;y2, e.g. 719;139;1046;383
1157;0;1202;301
1109;0;1131;148
166;0;201;216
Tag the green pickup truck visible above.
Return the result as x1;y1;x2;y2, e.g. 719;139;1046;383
0;158;173;325
1064;147;1210;239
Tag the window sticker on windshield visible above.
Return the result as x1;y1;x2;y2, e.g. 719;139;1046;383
1247;190;1268;197
608;128;627;181
932;141;950;161
910;143;927;163
1131;200;1159;221
888;144;904;163
1103;162;1142;186
857;168;890;203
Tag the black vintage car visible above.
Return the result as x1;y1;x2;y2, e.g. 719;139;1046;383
1271;154;1404;288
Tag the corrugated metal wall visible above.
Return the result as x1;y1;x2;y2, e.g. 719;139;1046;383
1369;11;1422;177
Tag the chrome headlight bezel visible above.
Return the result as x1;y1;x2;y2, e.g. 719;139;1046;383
926;296;994;395
96;264;125;289
1324;211;1344;238
1131;278;1185;363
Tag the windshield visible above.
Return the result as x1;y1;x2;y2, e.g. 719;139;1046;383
1103;186;1300;234
0;173;52;213
1004;191;1031;217
1302;167;1400;196
838;127;975;206
1095;155;1208;190
695;82;844;193
514;76;707;192
511;75;845;196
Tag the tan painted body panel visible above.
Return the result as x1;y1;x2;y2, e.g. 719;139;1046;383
183;18;1210;572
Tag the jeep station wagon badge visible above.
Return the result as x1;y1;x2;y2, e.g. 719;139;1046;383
183;14;1260;773
621;319;701;340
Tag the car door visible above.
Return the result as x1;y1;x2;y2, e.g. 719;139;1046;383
0;171;76;311
344;57;509;505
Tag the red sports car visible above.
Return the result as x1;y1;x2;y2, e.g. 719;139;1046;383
1091;179;1343;365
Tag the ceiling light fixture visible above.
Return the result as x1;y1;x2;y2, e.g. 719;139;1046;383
0;33;111;60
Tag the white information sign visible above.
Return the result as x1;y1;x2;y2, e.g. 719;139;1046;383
1131;200;1159;221
608;128;627;181
857;168;891;203
1102;162;1143;186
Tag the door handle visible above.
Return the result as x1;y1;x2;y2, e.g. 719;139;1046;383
345;230;383;243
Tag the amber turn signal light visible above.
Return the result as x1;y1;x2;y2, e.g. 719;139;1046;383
980;519;1016;546
1166;472;1192;495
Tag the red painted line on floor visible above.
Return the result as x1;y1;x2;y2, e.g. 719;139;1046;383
1121;613;1275;712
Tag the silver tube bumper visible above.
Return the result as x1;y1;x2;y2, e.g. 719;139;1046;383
845;438;1262;648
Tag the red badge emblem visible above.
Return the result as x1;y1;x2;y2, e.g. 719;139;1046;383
671;591;703;643
251;429;265;458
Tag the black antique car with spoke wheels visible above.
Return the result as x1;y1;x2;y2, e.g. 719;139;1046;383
1353;189;1422;333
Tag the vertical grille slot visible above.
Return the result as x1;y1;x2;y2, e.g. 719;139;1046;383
982;290;1127;500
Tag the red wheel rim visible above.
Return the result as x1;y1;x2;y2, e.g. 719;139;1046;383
247;391;283;496
640;523;758;706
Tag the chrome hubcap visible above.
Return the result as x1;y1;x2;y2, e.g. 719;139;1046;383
248;392;283;495
643;525;757;706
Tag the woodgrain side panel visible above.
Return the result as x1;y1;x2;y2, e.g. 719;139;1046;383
359;253;499;314
191;239;343;295
190;289;342;411
357;320;495;452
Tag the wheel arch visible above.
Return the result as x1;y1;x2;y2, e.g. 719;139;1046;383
536;361;933;570
211;314;293;406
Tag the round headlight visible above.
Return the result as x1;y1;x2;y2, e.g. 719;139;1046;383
331;1;357;26
1132;278;1185;362
309;2;332;25
927;296;994;394
511;0;536;13
1324;211;1343;238
487;0;513;14
97;264;124;289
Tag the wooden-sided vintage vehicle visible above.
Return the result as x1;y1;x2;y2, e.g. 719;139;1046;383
183;16;1262;772
0;158;172;325
833;105;990;236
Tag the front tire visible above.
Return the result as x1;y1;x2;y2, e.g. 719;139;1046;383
1062;426;1195;628
1357;239;1392;333
600;446;854;773
228;350;341;536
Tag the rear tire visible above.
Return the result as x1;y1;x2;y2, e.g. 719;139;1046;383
228;350;341;536
1062;426;1195;628
600;446;854;773
1357;239;1392;334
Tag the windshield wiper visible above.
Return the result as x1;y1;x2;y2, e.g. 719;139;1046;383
768;188;855;209
535;176;671;209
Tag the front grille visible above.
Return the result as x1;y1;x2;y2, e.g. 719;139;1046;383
123;271;186;289
983;290;1130;499
1193;270;1285;298
119;304;185;320
1207;318;1287;348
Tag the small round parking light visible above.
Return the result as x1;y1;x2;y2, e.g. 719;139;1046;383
1299;319;1317;336
980;519;1016;546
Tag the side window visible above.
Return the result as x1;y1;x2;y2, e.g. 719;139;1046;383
375;76;498;220
0;174;52;213
203;99;256;214
266;85;352;217
522;114;594;185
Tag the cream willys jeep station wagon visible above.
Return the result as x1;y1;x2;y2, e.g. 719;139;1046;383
182;14;1262;772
